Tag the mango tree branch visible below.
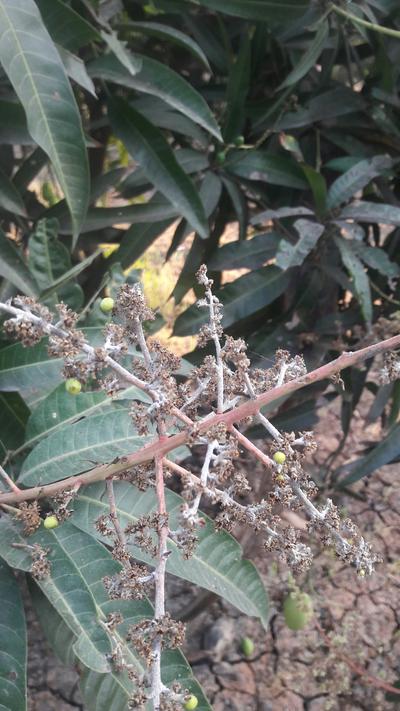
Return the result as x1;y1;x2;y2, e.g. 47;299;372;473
0;330;399;506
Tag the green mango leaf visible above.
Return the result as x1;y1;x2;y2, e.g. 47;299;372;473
89;53;221;140
208;231;280;270
100;30;142;76
112;220;175;269
59;197;179;234
190;0;309;21
0;520;112;672
28;219;83;311
340;201;400;225
334;236;372;325
340;423;400;485
353;243;400;279
72;481;269;626
35;0;99;51
0;0;90;239
225;150;307;189
276;220;324;270
109;99;209;239
0;391;30;461
57;45;97;97
0;228;38;296
279;20;329;89
23;384;150;453
174;266;290;335
221;176;248;240
0;560;27;711
129;21;211;69
18;408;150;487
223;32;251;143
327;155;393;209
0;166;27;217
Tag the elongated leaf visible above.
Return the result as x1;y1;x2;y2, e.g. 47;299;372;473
101;30;142;76
221;176;248;240
90;54;221;139
28;219;83;310
174;266;290;335
327;155;392;209
0;520;112;672
19;409;149;486
0;167;26;216
223;32;251;143
301;164;327;216
0;228;38;296
113;220;175;269
130;21;211;69
0;0;90;238
109;99;208;238
340;201;400;225
251;206;314;223
353;243;400;279
39;249;102;303
0;560;26;711
35;0;99;51
59;198;179;234
208;231;280;270
0;392;29;460
280;20;329;89
225;150;307;189
57;45;97;97
191;0;309;20
334;236;372;324
23;384;150;452
340;423;400;485
276;220;324;270
72;481;269;626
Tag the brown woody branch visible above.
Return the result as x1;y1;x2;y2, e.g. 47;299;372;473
1;331;399;506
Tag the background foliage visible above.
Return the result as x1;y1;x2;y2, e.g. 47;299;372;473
1;0;400;708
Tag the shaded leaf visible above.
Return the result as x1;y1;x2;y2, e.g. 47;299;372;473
100;30;142;76
0;167;26;216
208;231;280;270
0;392;29;460
0;0;90;239
353;243;400;279
35;0;99;51
28;219;83;310
279;20;329;89
251;206;314;224
192;0;309;21
129;21;211;69
340;423;400;485
89;53;221;139
276;220;324;270
225;150;307;189
57;45;97;97
223;32;251;143
0;560;26;711
340;201;400;225
334;236;372;324
0;228;38;296
327;155;392;209
109;99;209;238
174;266;290;335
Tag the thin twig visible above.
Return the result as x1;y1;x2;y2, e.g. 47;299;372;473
0;465;21;494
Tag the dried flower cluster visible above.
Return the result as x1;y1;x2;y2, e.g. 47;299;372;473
0;264;396;709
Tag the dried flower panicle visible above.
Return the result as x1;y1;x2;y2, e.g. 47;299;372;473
0;264;392;707
14;501;42;535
